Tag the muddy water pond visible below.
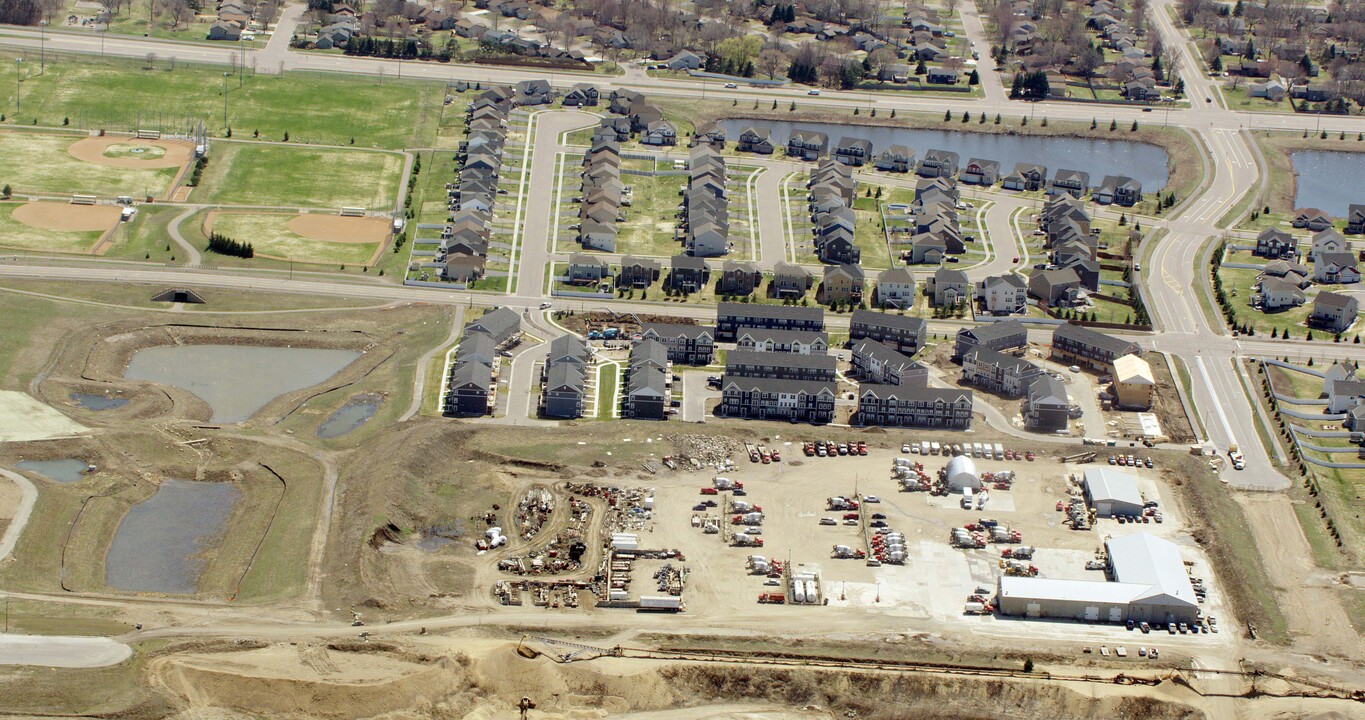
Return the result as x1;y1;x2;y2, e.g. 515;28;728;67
69;392;129;411
123;345;361;423
1291;150;1365;216
316;396;381;439
16;458;91;483
105;479;240;594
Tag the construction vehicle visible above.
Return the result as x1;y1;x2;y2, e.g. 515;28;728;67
731;533;763;547
757;445;772;464
731;511;765;525
990;526;1023;544
757;592;786;604
746;443;761;463
827;496;860;511
1001;559;1039;577
1001;546;1035;559
1228;444;1245;470
831;545;867;559
950;528;987;548
804;442;816;456
963;601;994;615
712;477;743;490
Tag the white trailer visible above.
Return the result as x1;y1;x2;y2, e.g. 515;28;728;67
994;443;1005;460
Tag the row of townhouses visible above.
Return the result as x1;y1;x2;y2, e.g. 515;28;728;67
576;131;625;253
541;334;590;418
440;88;513;284
685;145;731;257
446;308;522;416
623;339;670;419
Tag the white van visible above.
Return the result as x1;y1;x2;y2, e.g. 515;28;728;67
960;487;974;509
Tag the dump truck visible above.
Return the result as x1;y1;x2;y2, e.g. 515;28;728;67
757;592;786;604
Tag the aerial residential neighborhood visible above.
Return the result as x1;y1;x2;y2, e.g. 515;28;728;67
0;0;1361;717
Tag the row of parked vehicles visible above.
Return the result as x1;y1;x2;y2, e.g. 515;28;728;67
804;440;868;457
1108;454;1155;468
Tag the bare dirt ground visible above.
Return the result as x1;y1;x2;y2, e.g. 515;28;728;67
286;214;392;244
12;201;120;232
66;137;194;170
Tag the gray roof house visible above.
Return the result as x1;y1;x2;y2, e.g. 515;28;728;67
1093;175;1143;206
875;145;915;173
851;338;926;386
962;346;1045;397
1050;323;1140;371
955;319;1029;359
930;266;971;306
875;266;917;309
465;307;522;347
961;158;1001;186
849;309;927;354
1023;375;1070;431
1309;291;1360;333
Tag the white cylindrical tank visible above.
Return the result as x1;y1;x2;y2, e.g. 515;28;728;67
945;456;982;491
793;581;807;604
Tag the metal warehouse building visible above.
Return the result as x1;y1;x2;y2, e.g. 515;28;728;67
997;533;1199;625
1083;468;1144;517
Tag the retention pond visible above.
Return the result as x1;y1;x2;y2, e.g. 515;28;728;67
105;479;240;594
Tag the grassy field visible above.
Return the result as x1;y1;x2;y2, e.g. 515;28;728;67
207;212;380;265
100;204;181;262
0;201;106;253
193;142;403;209
0;130;178;196
0;51;447;149
614;172;685;258
1216;263;1363;338
596;363;619;420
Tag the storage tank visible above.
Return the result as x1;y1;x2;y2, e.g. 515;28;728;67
945;456;982;491
792;581;807;604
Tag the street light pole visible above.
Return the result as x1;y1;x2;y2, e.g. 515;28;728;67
39;20;46;75
222;72;229;132
14;58;22;113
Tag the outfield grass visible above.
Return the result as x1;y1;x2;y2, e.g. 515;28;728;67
100;204;181;262
193;142;403;209
207;212;380;265
0;51;447;149
0;130;178;196
0;201;105;253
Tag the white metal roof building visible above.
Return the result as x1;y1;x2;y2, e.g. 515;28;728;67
996;533;1199;625
1083;468;1144;517
944;456;981;491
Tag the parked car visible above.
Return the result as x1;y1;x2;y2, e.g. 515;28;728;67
820;517;837;526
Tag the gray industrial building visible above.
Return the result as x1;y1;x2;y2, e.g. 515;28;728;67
997;533;1199;625
1083;468;1145;517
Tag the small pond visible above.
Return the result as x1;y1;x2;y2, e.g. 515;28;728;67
105;479;240;594
718;119;1171;189
70;392;129;411
316;396;381;439
16;458;91;483
123;345;361;424
1291;150;1365;217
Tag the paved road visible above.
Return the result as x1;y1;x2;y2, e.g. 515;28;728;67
0;634;132;668
512;110;598;298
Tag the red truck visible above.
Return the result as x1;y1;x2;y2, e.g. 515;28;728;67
757;592;786;604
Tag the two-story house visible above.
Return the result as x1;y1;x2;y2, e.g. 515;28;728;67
849;309;927;354
640;323;716;365
961;346;1045;396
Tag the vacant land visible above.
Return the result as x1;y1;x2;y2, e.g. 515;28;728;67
0;130;178;197
0;52;446;149
205;212;385;266
193;143;403;209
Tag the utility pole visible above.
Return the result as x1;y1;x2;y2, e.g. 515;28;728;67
14;58;21;113
222;72;230;132
39;20;46;74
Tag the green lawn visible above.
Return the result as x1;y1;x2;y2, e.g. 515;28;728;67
101;204;182;262
1220;85;1289;112
192;142;403;209
614;172;685;258
0;201;105;253
0;51;447;149
207;212;380;265
596;363;619;420
1213;264;1357;338
0;130;178;196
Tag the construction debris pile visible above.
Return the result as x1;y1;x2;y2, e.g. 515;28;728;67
514;487;555;541
670;434;743;466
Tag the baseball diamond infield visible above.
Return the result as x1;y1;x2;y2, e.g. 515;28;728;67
12;202;122;232
66;137;194;169
204;211;390;266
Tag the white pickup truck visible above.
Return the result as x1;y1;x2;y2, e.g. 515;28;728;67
1228;444;1245;470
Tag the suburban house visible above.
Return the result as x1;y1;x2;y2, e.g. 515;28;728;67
640;323;716;365
954;319;1029;359
665;50;704;70
617;256;661;288
640;120;678;146
834;137;874;166
1313;252;1361;284
735;329;830;355
1325;379;1365;414
961;346;1045;396
443;254;487;283
1093;176;1143;206
875;145;916;173
1028;267;1082;307
566;253;611;285
855;384;973;428
1293;208;1334;232
929;266;971;306
926;67;959;84
917;149;960;178
819;263;866;304
562;83;599;106
978;274;1028;315
770;262;812;298
1112;354;1155;410
718;261;762;296
1050;323;1140;372
1049;169;1090;197
1254;227;1297;259
666;254;711;293
737;128;774;154
849;309;927;354
876;267;917;309
1309;292;1360;333
623;340;669;420
1257;276;1306;310
961;158;1001;186
541;335;589;418
1002;163;1047;191
720;377;836;423
1309;229;1348;260
1023;375;1070;432
716;302;825;341
851;338;926;386
1323;360;1357;398
787;130;829;160
1347;204;1365;234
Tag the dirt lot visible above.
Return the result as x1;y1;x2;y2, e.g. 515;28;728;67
12;201;121;232
285;214;392;243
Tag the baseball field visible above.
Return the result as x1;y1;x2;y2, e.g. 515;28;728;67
204;211;389;266
0;201;119;254
0;130;185;197
192;143;404;210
